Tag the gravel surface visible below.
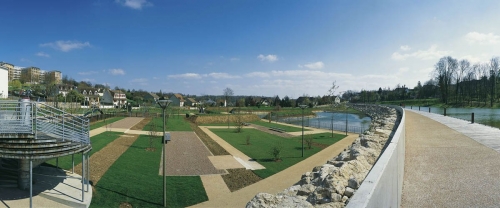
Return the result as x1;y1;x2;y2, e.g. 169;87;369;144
163;131;226;176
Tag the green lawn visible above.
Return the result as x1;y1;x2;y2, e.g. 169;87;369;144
251;120;309;132
90;117;125;130
210;129;345;178
142;116;192;131
44;131;123;170
91;135;208;208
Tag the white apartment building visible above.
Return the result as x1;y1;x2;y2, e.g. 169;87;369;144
0;66;8;98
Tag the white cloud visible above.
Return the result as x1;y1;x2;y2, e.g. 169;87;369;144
115;0;152;10
35;52;50;57
230;57;240;62
168;73;202;79
391;45;450;61
82;78;96;82
257;54;278;62
400;45;411;51
207;73;240;79
465;32;500;45
299;61;324;69
245;72;270;78
108;68;125;75
78;71;98;75
40;40;91;52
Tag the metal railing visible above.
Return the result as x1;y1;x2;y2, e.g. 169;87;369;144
0;100;90;144
0;100;34;134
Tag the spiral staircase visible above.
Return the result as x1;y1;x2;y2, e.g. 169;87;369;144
0;99;91;190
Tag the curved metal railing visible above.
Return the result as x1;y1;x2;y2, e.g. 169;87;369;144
0;100;90;144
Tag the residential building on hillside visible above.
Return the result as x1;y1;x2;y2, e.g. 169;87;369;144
12;66;22;81
20;67;41;84
185;98;197;107
79;88;102;107
44;70;62;84
101;89;127;108
0;66;8;98
53;84;76;97
170;93;185;107
0;62;15;81
144;92;159;103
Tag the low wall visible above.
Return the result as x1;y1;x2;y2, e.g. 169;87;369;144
347;106;405;208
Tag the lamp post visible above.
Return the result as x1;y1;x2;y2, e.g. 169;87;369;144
345;104;348;136
299;104;308;157
157;99;171;208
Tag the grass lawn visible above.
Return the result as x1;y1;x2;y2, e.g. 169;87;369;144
90;117;125;130
142;116;192;131
210;129;345;178
91;135;208;208
44;132;123;170
251;120;309;132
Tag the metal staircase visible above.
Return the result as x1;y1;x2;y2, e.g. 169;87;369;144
0;99;91;190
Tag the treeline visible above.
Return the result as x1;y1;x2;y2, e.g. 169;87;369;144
433;56;500;107
345;56;500;107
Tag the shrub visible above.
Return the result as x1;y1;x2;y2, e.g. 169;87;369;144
269;141;283;162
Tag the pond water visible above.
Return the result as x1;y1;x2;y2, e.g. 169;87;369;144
405;106;500;128
276;111;372;134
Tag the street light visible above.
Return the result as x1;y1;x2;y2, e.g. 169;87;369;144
345;103;348;136
298;104;308;157
157;99;172;208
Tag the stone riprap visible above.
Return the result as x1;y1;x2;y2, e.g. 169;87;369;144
246;104;399;208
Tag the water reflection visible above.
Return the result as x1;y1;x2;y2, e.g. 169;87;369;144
277;112;372;133
405;106;500;128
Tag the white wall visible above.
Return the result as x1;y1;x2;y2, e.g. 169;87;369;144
347;106;405;208
0;67;8;98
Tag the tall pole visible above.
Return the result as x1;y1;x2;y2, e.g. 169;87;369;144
345;105;348;135
331;104;334;137
162;106;166;208
301;107;304;157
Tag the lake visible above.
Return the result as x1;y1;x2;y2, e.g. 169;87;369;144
276;111;372;134
405;106;500;128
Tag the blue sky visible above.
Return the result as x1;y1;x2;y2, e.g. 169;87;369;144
2;0;500;98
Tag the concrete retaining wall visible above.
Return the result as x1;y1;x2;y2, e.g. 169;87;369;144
347;106;405;208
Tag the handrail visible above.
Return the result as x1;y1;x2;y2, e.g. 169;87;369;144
0;100;90;144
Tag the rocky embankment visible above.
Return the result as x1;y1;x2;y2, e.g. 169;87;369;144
246;104;400;208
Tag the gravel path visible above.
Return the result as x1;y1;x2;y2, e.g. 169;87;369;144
402;110;500;207
74;134;139;185
161;131;226;176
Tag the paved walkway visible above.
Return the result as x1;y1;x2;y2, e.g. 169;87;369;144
402;110;500;207
190;133;359;208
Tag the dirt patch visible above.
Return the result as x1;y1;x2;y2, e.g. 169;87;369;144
119;202;133;208
74;134;139;185
221;168;262;192
189;122;229;155
130;117;152;130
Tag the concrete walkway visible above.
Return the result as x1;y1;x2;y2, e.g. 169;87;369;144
189;133;359;208
199;126;266;170
402;110;500;207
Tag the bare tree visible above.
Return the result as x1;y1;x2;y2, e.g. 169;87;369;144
490;57;499;106
223;87;234;128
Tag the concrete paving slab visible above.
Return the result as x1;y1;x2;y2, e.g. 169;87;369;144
199;126;265;170
208;155;245;170
189;133;359;208
0;166;91;208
